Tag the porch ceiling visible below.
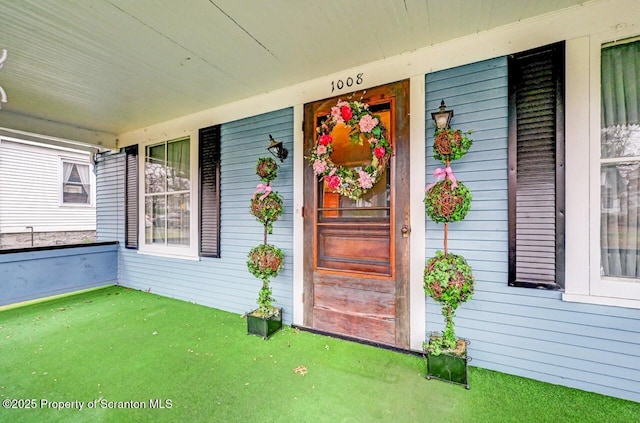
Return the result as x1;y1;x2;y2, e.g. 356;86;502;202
0;0;589;148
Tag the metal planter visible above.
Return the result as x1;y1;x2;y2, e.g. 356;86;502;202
424;338;471;389
247;307;282;339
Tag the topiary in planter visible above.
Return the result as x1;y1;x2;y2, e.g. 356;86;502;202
424;251;474;351
433;128;473;163
424;179;472;223
256;157;279;183
250;190;283;234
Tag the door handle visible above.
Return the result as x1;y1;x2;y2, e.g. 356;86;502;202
401;224;411;238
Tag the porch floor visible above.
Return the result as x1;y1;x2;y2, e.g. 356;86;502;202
1;286;637;422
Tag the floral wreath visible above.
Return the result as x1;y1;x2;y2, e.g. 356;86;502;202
307;100;393;200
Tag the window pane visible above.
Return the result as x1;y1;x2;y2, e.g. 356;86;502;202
601;125;640;159
601;162;640;278
145;195;166;244
145;144;166;194
167;193;190;245
62;163;90;204
167;138;190;192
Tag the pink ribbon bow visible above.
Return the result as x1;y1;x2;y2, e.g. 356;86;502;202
425;166;458;192
253;183;272;201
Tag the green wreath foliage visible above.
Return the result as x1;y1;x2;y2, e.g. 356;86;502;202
424;179;472;223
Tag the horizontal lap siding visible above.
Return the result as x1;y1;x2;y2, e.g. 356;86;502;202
425;58;640;402
104;108;294;323
96;152;124;242
0;141;96;232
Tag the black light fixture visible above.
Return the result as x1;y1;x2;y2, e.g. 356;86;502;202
267;134;288;162
431;99;454;130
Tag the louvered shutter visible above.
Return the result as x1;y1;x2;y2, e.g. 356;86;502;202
508;42;565;289
124;145;139;249
199;125;221;257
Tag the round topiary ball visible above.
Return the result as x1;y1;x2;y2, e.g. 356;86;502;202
423;251;474;308
256;157;279;183
424;179;472;223
247;243;284;280
433;129;473;163
250;191;283;234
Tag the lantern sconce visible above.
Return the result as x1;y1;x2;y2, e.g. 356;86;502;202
267;134;288;162
431;99;453;130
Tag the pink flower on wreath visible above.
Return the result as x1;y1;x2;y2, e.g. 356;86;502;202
316;144;327;155
357;170;373;189
325;175;341;190
313;159;328;175
359;115;379;133
373;146;386;159
368;137;378;145
318;134;333;146
330;106;342;122
340;105;353;121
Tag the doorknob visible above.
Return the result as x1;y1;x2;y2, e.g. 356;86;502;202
401;224;411;238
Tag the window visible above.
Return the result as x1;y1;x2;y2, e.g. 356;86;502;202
144;137;192;248
126;128;220;258
508;42;565;290
62;161;92;205
599;39;640;279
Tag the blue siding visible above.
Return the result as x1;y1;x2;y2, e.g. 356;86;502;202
425;58;640;402
0;243;118;306
104;108;295;323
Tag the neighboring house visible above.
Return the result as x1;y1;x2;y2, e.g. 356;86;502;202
0;136;96;249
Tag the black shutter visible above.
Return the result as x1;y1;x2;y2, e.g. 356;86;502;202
124;145;139;249
199;125;221;257
508;42;565;289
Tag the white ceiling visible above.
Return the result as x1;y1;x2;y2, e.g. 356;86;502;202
0;0;590;145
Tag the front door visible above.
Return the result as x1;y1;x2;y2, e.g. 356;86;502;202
303;80;410;348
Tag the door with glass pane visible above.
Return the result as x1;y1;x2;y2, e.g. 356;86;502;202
303;80;410;348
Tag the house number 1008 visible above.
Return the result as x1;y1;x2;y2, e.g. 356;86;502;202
331;73;364;93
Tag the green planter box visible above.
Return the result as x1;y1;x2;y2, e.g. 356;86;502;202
425;339;470;389
247;308;282;339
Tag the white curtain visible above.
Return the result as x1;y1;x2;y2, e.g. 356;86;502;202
76;163;91;196
63;162;73;184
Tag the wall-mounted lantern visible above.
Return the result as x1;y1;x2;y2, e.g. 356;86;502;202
267;134;288;162
431;100;453;130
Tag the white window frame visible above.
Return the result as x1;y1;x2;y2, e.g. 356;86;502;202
138;133;199;260
59;158;94;207
563;30;640;309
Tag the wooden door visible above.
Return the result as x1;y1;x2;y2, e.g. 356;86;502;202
303;80;410;348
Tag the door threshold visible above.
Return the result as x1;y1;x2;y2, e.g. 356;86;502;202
290;324;421;357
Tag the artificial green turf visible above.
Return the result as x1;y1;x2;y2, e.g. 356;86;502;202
0;286;638;422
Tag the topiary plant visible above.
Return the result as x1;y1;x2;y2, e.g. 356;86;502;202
247;243;284;317
424;108;475;356
424;251;474;351
247;157;285;320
